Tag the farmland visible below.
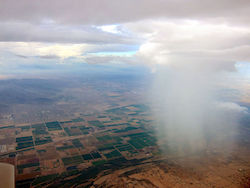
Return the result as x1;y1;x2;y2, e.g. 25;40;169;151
0;102;162;187
0;75;249;188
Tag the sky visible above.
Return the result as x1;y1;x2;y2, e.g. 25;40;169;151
0;0;249;70
0;0;249;99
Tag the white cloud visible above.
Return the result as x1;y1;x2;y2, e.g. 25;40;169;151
216;102;248;114
0;0;249;73
0;42;88;59
38;44;86;59
128;20;250;71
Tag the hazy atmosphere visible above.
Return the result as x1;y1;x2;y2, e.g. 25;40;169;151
0;0;249;187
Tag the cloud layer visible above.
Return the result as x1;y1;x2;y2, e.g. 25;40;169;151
132;20;250;71
1;0;250;25
0;0;249;69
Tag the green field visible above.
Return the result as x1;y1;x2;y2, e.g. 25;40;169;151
79;126;90;134
64;127;82;136
72;118;84;122
16;136;33;143
98;145;115;151
82;154;92;160
127;132;157;149
72;139;84;148
35;136;52;145
116;144;134;151
45;121;62;131
88;120;104;128
106;107;130;115
32;123;48;135
104;150;122;159
96;135;112;142
56;145;74;151
32;174;58;186
91;152;102;159
16;141;34;150
114;126;138;133
17;162;40;170
92;160;106;166
62;155;84;166
20;126;30;131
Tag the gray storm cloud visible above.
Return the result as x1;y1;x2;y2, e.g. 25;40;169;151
1;0;250;25
0;22;140;44
0;0;250;67
151;66;247;156
130;20;250;156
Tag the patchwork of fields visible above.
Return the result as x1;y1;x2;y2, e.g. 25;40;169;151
0;103;160;187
